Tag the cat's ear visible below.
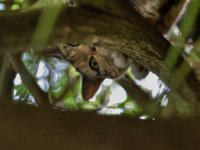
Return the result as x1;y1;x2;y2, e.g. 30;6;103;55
82;75;104;100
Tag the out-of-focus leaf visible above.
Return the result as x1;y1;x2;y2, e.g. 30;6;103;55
11;4;20;10
118;97;142;116
80;102;98;110
14;84;29;99
14;0;23;4
22;53;40;76
61;90;78;109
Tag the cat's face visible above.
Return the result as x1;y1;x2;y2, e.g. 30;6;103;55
55;43;132;100
56;43;130;79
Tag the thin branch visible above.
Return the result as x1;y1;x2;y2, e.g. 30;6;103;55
0;55;16;105
8;53;51;108
118;74;153;107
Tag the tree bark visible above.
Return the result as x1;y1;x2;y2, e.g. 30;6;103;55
0;0;170;70
0;55;16;105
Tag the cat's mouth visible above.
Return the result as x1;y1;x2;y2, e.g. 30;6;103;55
82;75;104;100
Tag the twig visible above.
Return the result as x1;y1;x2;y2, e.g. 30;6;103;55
118;74;153;107
0;55;16;105
8;53;51;108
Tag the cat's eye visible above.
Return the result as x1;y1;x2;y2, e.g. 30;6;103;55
89;56;99;71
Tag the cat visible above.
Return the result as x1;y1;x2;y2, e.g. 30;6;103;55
51;0;191;100
55;43;133;100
